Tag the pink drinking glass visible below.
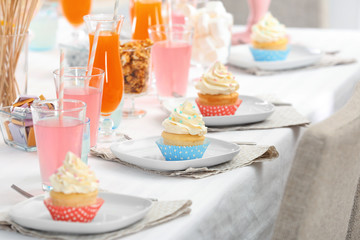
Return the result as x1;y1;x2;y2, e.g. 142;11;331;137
31;99;86;191
148;24;193;98
53;67;104;148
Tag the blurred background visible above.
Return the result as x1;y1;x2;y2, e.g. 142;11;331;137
29;0;360;53
87;0;360;29
222;0;360;29
37;0;360;40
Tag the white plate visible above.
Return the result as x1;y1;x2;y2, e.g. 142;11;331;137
9;192;152;234
162;95;275;127
229;44;323;71
110;136;240;171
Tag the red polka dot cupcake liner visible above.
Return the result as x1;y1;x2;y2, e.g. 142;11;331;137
195;98;242;117
44;198;104;222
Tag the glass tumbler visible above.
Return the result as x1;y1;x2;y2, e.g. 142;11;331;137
31;99;86;191
148;24;193;98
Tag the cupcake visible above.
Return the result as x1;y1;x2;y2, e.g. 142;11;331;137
250;12;290;61
195;61;241;117
156;100;209;161
44;152;103;222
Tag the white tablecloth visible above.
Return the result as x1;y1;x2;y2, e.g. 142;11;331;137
1;28;360;240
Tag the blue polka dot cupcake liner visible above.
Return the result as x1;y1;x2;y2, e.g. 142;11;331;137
156;138;210;161
249;46;290;61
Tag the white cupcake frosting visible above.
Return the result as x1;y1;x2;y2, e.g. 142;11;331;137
251;12;287;43
162;101;207;136
195;61;239;95
50;152;99;194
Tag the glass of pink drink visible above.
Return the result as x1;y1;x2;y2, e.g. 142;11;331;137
53;67;104;148
148;24;193;98
31;99;86;191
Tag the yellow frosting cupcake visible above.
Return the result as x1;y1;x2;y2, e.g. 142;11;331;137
195;62;241;116
49;152;99;207
251;12;288;50
157;101;209;161
161;100;207;146
44;152;103;222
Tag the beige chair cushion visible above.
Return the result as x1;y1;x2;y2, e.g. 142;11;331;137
272;80;360;240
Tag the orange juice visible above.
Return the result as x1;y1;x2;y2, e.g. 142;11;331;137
60;0;91;27
129;0;135;24
89;31;124;115
132;0;163;40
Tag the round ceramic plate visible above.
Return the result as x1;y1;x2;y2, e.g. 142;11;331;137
228;44;323;71
110;136;240;171
162;95;275;127
9;192;152;234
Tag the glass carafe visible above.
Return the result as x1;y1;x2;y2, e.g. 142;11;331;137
84;14;125;142
131;0;164;40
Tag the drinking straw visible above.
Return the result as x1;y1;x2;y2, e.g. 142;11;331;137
86;22;101;78
59;49;65;121
105;51;108;84
113;0;120;19
167;0;173;42
167;0;173;29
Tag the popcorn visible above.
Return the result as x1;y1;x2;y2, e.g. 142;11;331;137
120;39;153;94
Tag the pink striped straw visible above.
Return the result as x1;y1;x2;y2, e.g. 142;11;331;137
105;51;108;83
87;22;102;78
113;0;119;19
59;49;65;121
167;0;173;42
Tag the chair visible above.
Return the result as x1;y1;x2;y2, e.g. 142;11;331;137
271;80;360;240
222;0;324;28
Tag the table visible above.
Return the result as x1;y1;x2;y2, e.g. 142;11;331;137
1;28;360;240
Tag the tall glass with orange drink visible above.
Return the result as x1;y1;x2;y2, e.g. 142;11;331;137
60;0;91;27
132;0;164;40
84;14;125;142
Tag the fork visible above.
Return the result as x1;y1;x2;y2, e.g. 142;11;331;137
232;141;257;145
11;184;34;199
11;184;158;202
123;134;132;140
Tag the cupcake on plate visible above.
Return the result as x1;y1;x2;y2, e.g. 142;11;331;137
250;12;290;61
44;152;103;222
156;100;209;161
195;61;241;117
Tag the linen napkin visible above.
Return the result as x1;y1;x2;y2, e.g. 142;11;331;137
0;200;192;240
207;106;310;132
233;53;357;76
91;144;279;179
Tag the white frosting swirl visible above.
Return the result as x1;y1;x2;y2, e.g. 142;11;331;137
251;12;286;43
50;152;99;194
196;61;239;95
162;100;207;136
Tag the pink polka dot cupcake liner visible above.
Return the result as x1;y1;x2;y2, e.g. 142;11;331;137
195;98;242;117
44;198;104;222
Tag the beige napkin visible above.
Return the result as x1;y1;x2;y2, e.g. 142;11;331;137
91;145;279;179
235;53;357;76
207;106;309;132
0;200;191;240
